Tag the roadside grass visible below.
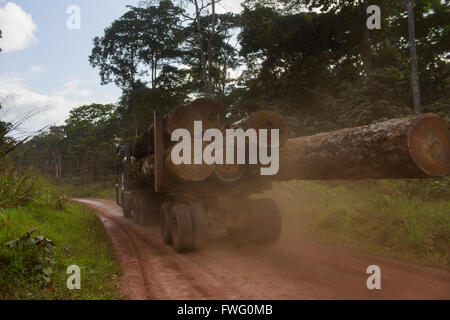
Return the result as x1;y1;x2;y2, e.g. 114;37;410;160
55;177;116;200
0;202;122;300
265;179;450;270
60;183;116;200
0;169;45;208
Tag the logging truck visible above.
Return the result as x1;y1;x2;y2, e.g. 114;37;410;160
115;98;449;253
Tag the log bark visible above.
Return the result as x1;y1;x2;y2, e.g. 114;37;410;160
131;124;154;159
275;113;449;181
131;155;155;185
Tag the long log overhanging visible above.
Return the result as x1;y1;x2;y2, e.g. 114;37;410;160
129;111;448;185
275;113;449;181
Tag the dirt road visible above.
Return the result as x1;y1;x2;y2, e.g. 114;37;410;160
74;199;450;300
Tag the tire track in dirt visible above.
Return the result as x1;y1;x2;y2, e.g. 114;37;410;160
75;199;238;299
74;199;450;300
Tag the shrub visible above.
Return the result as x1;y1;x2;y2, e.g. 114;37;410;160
0;168;68;209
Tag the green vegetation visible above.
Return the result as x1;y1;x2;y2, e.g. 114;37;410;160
0;170;122;300
0;169;65;209
8;0;449;190
1;0;448;285
55;176;117;200
265;178;450;270
59;184;116;200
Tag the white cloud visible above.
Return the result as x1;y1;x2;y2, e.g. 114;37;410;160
0;74;75;136
28;65;45;73
56;79;94;98
0;74;117;137
216;0;244;14
0;2;37;53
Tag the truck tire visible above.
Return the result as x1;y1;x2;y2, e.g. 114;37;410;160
122;193;131;219
189;203;208;250
246;198;282;244
170;204;193;253
134;196;145;225
160;202;173;245
130;196;139;222
144;195;161;226
226;227;249;241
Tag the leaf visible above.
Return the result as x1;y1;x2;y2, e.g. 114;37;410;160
44;246;54;254
5;238;19;248
45;238;54;245
24;239;36;247
43;276;51;284
21;228;37;240
34;264;45;271
42;266;53;276
27;228;37;237
44;257;56;264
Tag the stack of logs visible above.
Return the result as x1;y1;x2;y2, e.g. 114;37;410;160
130;97;449;186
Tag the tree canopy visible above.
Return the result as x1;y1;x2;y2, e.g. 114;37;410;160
9;0;449;181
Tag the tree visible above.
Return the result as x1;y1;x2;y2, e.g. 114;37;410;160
118;87;182;141
89;10;145;90
181;11;240;97
90;2;185;91
405;0;421;113
235;0;448;132
12;104;120;179
175;0;240;98
131;1;184;88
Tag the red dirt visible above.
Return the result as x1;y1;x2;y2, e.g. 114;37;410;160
74;198;450;300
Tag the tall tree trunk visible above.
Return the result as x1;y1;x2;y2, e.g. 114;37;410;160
406;0;421;114
51;149;59;177
58;154;62;177
151;55;155;88
363;0;372;77
206;0;216;98
194;0;208;96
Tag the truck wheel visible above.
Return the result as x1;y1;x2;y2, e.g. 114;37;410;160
170;204;193;253
122;193;131;218
134;196;145;225
226;227;249;241
145;195;161;226
189;203;208;250
160;202;173;245
130;196;139;222
246;198;282;244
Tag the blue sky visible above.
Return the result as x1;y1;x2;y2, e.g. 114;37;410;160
0;0;244;136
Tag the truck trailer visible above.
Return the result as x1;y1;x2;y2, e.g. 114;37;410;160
115;100;449;253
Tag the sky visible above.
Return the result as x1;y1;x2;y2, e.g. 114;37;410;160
0;0;244;137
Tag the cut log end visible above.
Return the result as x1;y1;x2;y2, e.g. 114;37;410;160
214;164;247;182
235;110;290;146
189;98;221;129
167;105;201;134
408;113;449;177
165;139;215;182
